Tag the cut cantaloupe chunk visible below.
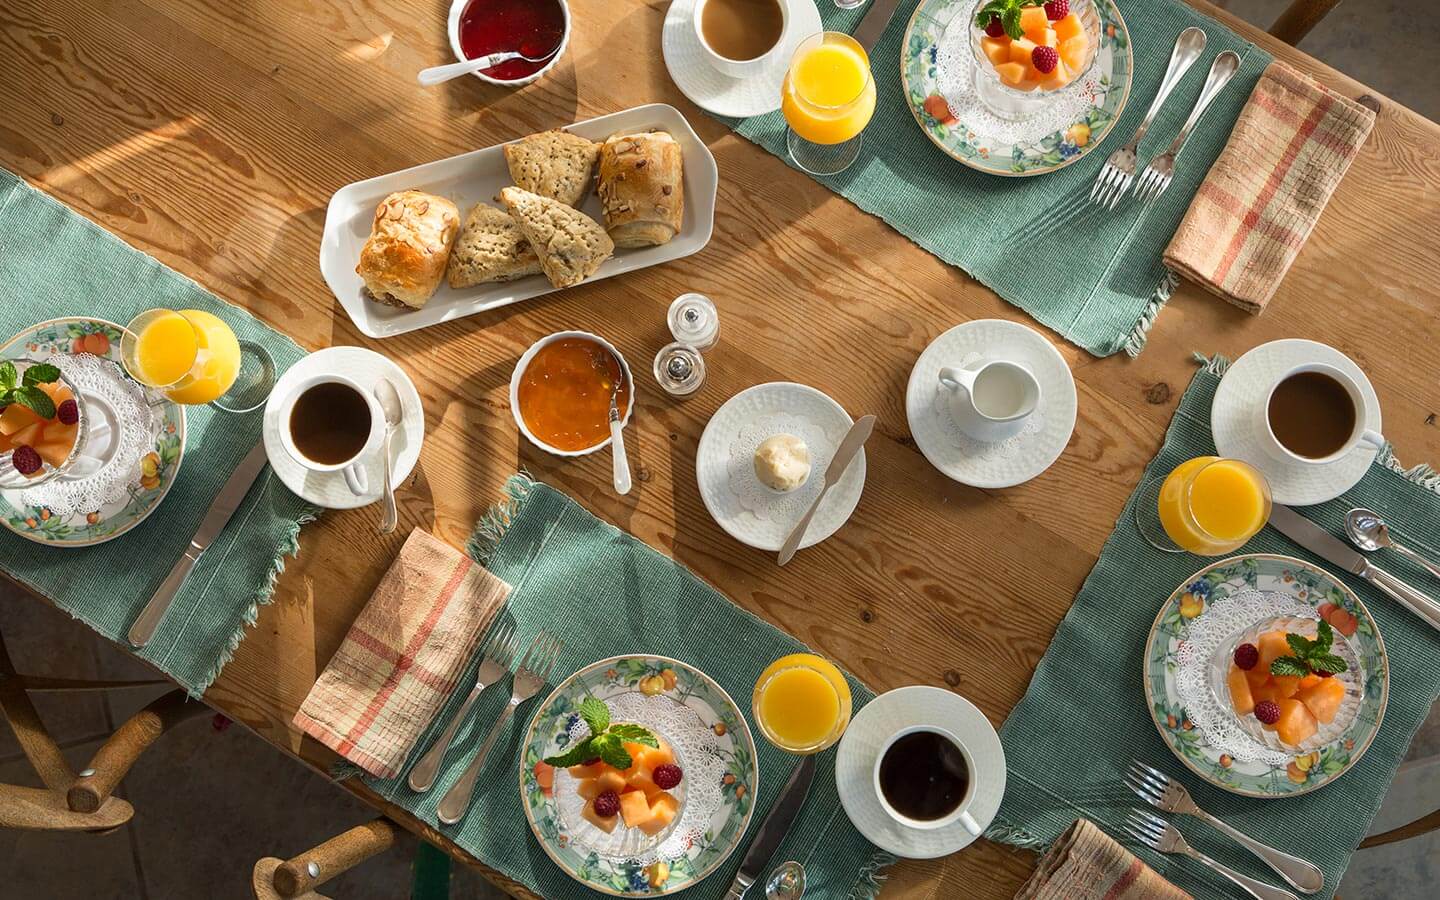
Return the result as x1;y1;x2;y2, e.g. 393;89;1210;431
1298;677;1345;724
980;35;1010;66
1036;28;1058;48
568;761;609;780
619;789;655;829
9;422;43;449
0;404;40;436
577;770;627;801
34;440;71;469
1008;37;1038;66
628;771;666;802
1019;6;1049;38
1297;673;1323;692
637;793;679;837
1039;59;1072;91
1243;663;1271;691
995;62;1028;87
1058;35;1089;71
1016;76;1041;93
1251;681;1287;706
1257;631;1292;674
1270;674;1302;699
36;382;72;405
581;803;619;833
1054;12;1084;43
1227;665;1255;716
1274;698;1318;746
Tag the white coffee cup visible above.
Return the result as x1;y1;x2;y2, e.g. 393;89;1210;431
1257;362;1384;466
938;360;1041;443
872;725;982;834
276;373;381;496
692;0;790;80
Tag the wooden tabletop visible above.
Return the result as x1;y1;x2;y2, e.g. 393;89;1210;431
3;0;1438;896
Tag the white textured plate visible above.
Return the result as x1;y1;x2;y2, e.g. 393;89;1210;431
1212;339;1380;506
696;382;865;552
836;685;1006;858
906;319;1077;488
262;347;424;510
320;104;718;339
662;0;823;118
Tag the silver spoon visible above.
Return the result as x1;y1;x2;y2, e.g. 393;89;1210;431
373;379;403;534
416;48;555;86
1346;508;1440;581
765;861;805;900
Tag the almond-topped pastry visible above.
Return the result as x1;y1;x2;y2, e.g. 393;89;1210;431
597;131;684;248
356;190;459;309
500;187;614;288
446;202;542;289
503;130;600;208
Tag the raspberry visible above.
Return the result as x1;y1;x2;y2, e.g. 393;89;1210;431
581;757;601;767
56;399;78;425
1254;701;1281;725
1044;0;1069;19
984;14;1005;38
11;445;41;476
652;764;683;790
591;790;620;819
1315;670;1334;678
1031;46;1059;74
1233;643;1260;670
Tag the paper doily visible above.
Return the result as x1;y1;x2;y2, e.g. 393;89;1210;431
725;414;835;528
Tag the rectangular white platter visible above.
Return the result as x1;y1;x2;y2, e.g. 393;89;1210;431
319;103;718;339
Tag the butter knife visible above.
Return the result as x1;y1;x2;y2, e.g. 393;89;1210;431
1268;504;1440;633
128;441;271;648
777;415;875;566
854;0;904;51
723;754;815;900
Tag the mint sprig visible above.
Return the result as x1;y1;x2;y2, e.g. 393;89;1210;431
0;361;60;420
543;699;658;771
975;0;1043;40
1269;619;1349;677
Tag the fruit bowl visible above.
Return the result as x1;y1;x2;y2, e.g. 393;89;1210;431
969;0;1101;120
0;359;88;491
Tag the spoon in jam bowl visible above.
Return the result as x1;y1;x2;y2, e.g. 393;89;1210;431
590;347;632;495
417;46;557;86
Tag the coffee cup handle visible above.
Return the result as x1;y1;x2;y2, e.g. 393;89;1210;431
342;462;369;496
1360;429;1386;452
958;810;982;836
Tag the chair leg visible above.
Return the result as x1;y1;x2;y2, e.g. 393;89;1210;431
0;639;73;791
271;819;399;898
1269;0;1344;45
0;782;134;831
65;689;208;813
1358;806;1440;849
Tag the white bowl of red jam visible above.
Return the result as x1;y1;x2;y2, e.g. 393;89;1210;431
448;0;571;87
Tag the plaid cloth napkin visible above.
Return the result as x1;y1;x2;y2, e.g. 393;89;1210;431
1163;61;1375;314
1015;820;1192;900
294;529;509;778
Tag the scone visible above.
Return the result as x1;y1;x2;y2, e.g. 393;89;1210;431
356;191;459;309
446;202;543;289
500;187;614;289
597;131;684;248
503;130;600;208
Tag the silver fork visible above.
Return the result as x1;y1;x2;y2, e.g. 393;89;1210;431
408;620;519;793
1091;26;1207;209
1123;808;1301;900
1132;51;1241;203
436;630;564;825
1126;761;1323;893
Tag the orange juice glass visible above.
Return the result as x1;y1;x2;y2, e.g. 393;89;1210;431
753;653;852;754
122;309;243;406
781;32;876;175
1155;456;1272;555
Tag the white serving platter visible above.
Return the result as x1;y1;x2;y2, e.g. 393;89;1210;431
320;103;718;339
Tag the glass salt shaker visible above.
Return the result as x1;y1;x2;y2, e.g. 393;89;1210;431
667;293;719;352
653;343;706;398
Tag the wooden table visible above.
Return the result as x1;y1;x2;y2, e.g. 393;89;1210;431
2;1;1437;896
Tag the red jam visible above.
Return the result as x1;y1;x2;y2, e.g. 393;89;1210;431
458;0;566;81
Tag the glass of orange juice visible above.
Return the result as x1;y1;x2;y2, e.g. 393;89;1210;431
120;309;272;412
1136;456;1272;555
753;653;853;754
781;32;876;176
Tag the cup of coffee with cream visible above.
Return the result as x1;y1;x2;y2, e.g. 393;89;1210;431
693;0;789;79
1256;362;1384;466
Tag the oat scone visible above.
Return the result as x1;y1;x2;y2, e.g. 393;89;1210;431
503;130;601;208
500;187;614;288
446;202;543;289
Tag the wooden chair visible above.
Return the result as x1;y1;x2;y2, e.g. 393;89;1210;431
1209;0;1346;46
0;626;208;831
252;818;451;899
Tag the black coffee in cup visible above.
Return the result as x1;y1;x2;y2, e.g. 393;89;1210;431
289;381;371;465
1267;370;1356;459
878;730;969;821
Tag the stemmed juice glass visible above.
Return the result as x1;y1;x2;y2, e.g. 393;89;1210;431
781;32;877;176
120;309;273;412
752;652;853;754
1136;456;1272;555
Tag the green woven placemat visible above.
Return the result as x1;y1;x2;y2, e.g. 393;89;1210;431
0;168;317;695
986;357;1440;898
724;0;1272;357
348;476;894;899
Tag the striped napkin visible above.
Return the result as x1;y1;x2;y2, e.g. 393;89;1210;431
294;528;509;778
1015;819;1192;900
1163;61;1375;314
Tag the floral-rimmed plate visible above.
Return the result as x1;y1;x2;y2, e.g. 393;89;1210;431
0;318;185;546
902;0;1132;176
1143;554;1388;798
520;655;758;896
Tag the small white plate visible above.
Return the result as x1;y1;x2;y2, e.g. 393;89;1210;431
1212;339;1380;506
696;382;865;552
836;686;1006;859
262;347;424;510
906;319;1077;488
320;104;718;339
662;0;822;118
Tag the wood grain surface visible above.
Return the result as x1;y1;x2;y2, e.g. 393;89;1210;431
2;0;1438;896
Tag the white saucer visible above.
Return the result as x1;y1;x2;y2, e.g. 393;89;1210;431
906;320;1077;488
696;382;865;552
836;686;1006;859
1212;339;1380;506
662;0;823;118
263;347;424;510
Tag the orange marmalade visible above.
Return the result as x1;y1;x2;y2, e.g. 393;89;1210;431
517;337;630;452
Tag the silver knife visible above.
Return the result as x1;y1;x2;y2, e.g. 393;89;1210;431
128;441;271;648
778;415;876;566
723;754;816;900
854;0;904;51
1268;504;1440;633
